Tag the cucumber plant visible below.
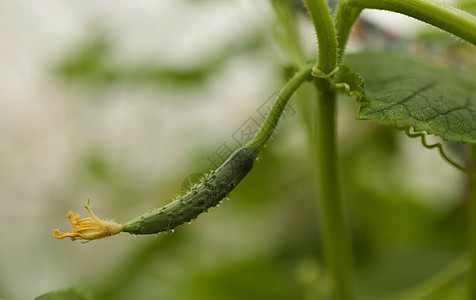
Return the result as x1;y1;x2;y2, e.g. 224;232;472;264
49;0;476;299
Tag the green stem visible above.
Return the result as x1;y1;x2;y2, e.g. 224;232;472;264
468;145;476;299
315;81;355;300
347;0;476;45
334;2;362;63
304;0;338;74
270;0;313;152
246;63;313;153
304;0;356;299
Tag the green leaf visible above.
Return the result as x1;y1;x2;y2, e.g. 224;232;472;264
34;287;94;300
344;51;476;143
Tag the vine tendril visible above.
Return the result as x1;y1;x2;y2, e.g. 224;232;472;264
312;66;362;100
400;126;473;178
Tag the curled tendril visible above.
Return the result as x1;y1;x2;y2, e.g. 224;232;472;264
311;66;362;100
399;126;474;178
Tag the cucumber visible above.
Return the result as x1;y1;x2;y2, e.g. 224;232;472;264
122;148;256;234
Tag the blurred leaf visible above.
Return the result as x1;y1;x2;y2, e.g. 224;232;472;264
271;0;304;66
459;0;476;14
57;38;110;81
179;257;307;300
54;32;265;89
35;287;94;300
91;231;185;300
345;51;476;143
357;249;464;300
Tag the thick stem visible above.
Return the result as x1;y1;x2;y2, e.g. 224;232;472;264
314;81;355;300
304;1;356;299
347;0;476;45
304;0;338;73
468;145;476;299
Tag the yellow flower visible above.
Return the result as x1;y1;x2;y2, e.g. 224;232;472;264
53;199;122;241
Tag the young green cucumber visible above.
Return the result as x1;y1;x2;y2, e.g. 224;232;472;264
54;63;312;242
122;147;256;235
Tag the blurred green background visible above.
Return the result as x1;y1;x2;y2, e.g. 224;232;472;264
1;1;474;299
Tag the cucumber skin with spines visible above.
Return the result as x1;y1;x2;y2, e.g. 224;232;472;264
122;148;256;235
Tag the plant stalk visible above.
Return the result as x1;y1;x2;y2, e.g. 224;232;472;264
468;145;476;299
314;81;355;300
304;0;356;299
347;0;476;45
334;2;362;63
246;63;313;153
304;0;338;74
